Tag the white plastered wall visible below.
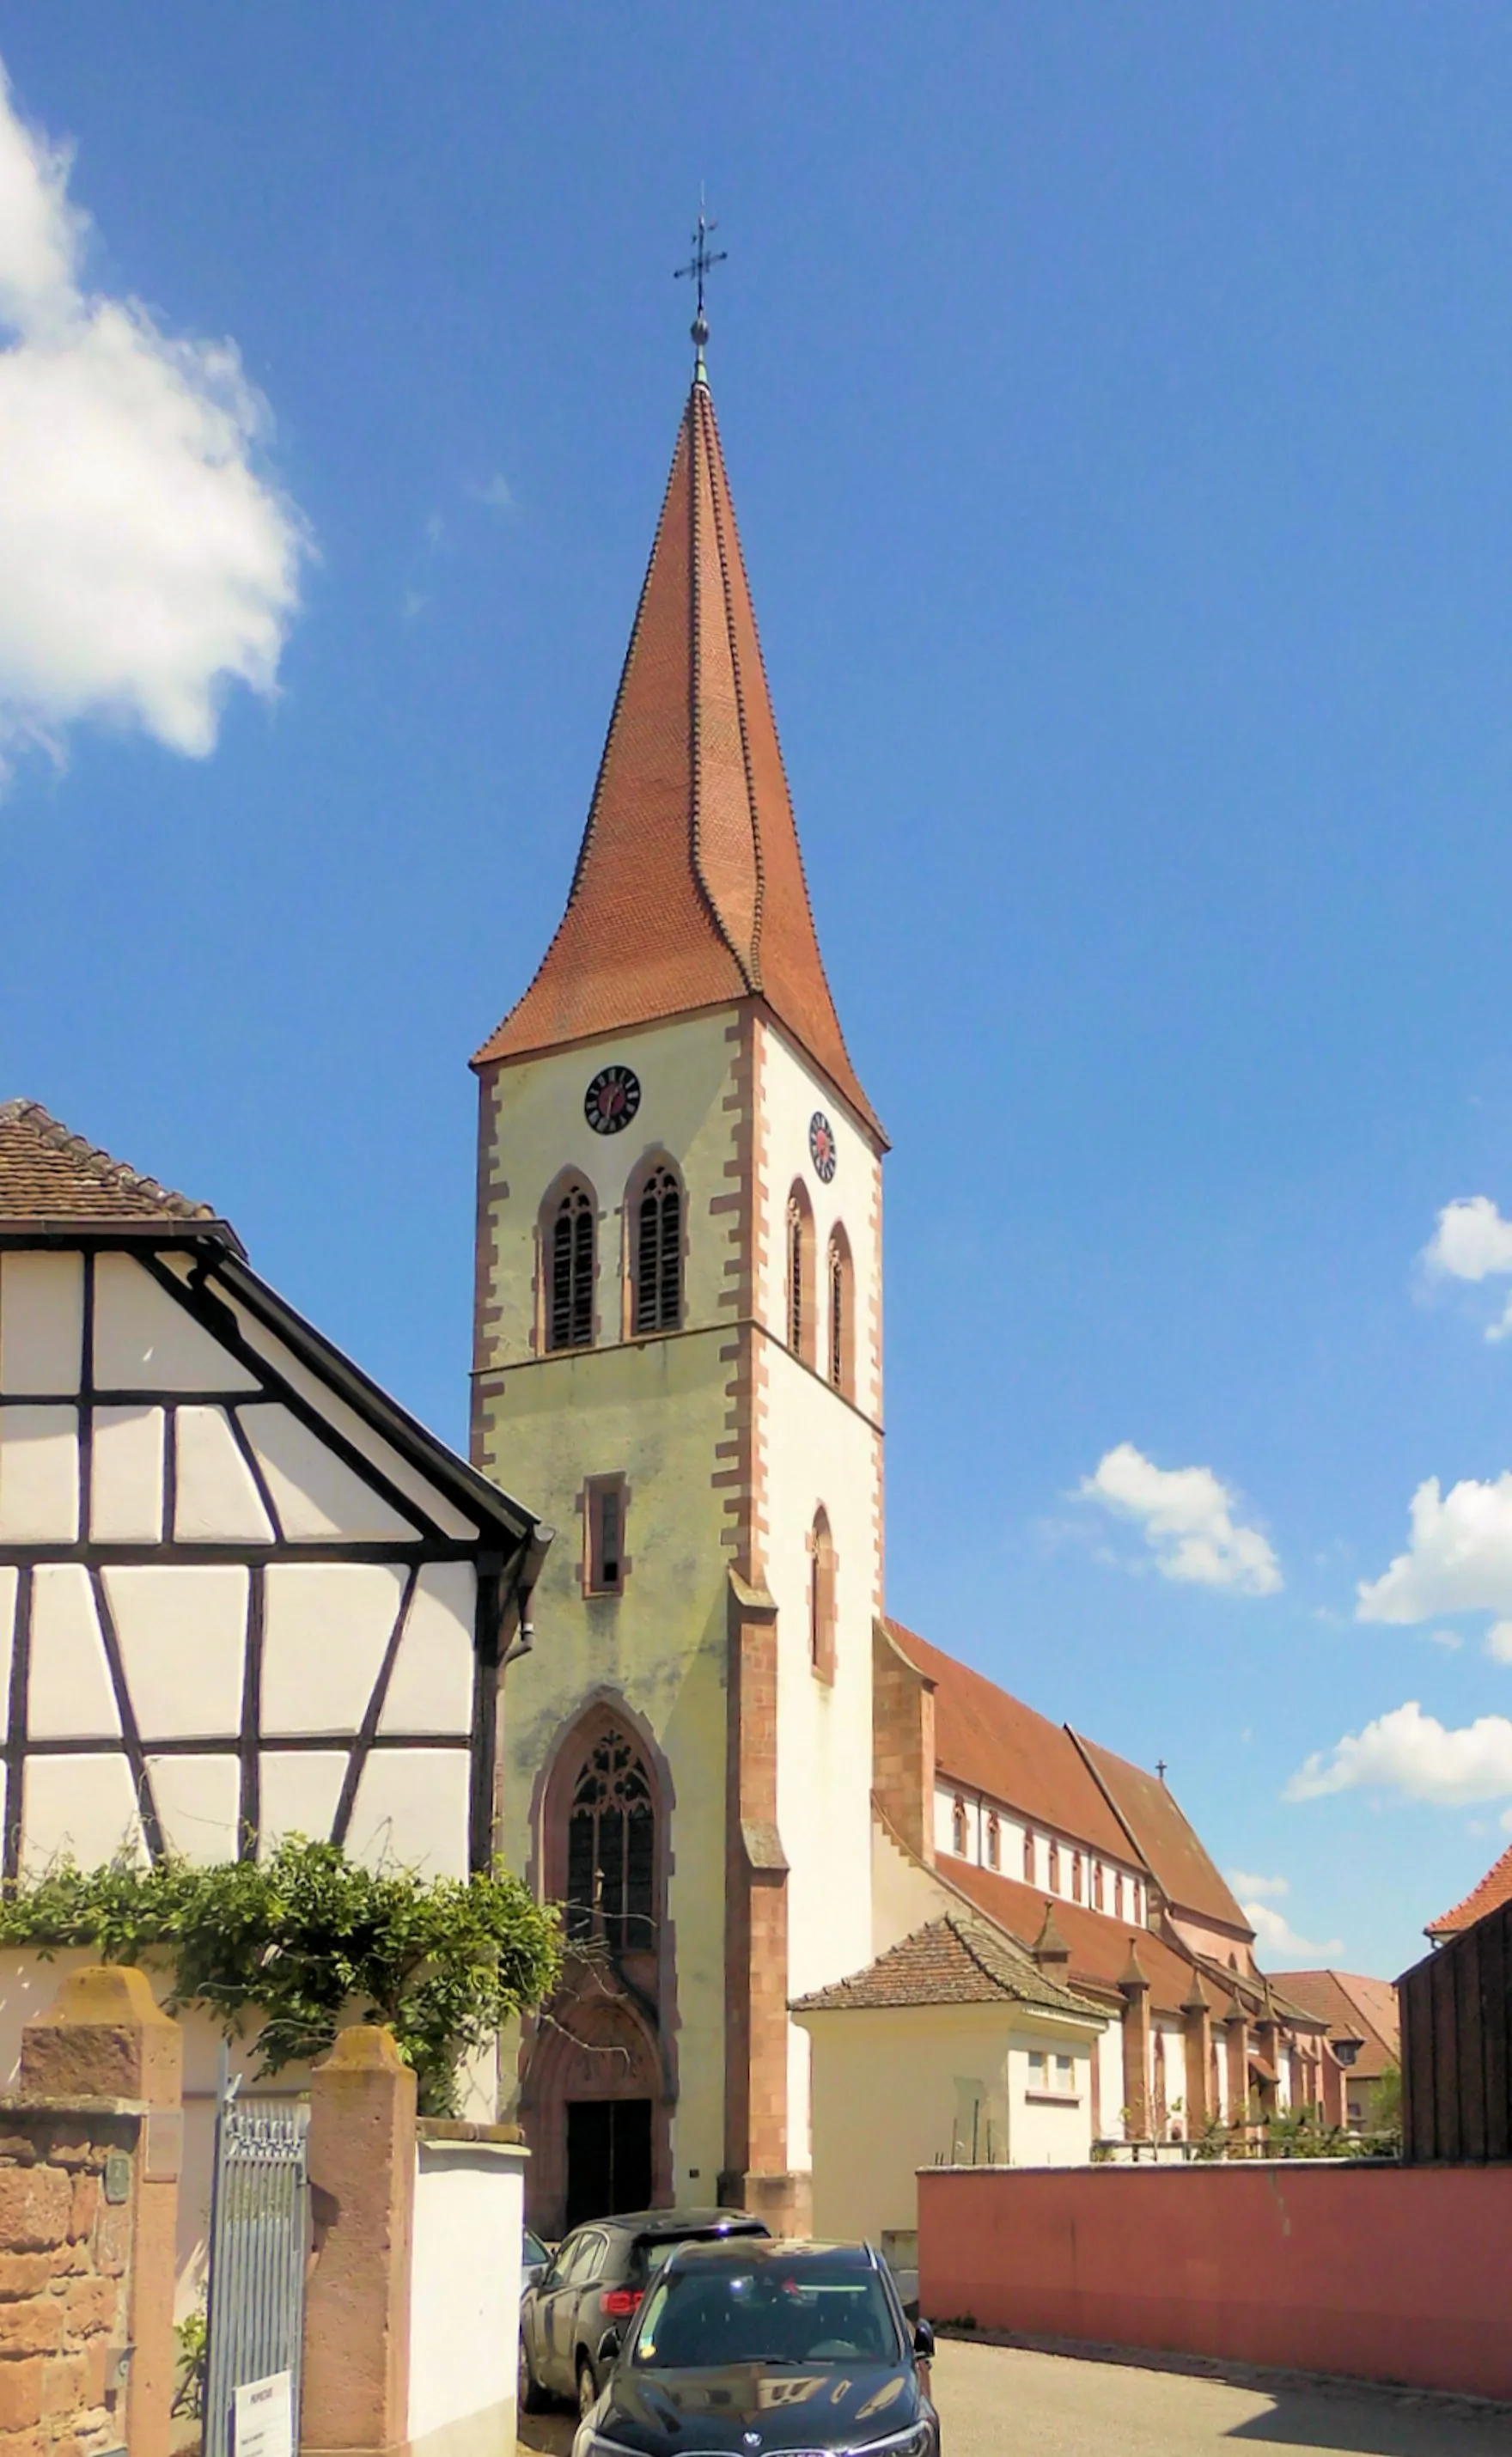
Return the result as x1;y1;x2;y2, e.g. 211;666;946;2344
408;2137;527;2456
756;1021;882;2167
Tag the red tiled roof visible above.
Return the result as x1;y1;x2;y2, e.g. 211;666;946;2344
1425;1840;1512;1939
473;376;881;1140
792;1913;1100;2017
0;1100;230;1234
940;1856;1230;2021
1279;1971;1399;2077
885;1620;1131;1863
1072;1733;1251;1937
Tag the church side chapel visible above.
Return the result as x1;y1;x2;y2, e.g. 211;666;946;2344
0;1098;547;1894
470;295;1352;2239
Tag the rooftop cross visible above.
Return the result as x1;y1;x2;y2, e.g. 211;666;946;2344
674;196;727;378
1155;1759;1168;1783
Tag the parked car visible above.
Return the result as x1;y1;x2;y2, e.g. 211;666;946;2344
570;2235;939;2457
522;2226;551;2295
520;2209;770;2417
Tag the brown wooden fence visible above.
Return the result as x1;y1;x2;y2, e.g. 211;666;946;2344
1399;1898;1512;2162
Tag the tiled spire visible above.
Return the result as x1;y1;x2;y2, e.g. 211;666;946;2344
473;375;881;1140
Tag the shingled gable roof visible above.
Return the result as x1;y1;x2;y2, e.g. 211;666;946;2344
940;1855;1228;2021
791;1912;1100;2018
472;374;882;1142
885;1619;1131;1863
0;1100;241;1249
1425;1838;1512;1940
1072;1732;1252;1939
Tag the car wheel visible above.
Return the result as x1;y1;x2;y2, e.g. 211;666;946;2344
576;2357;598;2419
518;2333;549;2415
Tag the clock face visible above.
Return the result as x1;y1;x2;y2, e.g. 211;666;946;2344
584;1064;642;1136
808;1111;838;1184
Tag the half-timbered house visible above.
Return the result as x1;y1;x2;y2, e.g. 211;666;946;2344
0;1098;549;1883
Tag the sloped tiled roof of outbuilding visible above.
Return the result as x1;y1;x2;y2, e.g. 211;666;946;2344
885;1619;1131;1863
792;1913;1100;2018
1425;1839;1512;1939
0;1100;235;1237
1072;1732;1252;1936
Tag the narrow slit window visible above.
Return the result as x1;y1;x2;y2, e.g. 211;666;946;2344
809;1507;837;1683
985;1813;1000;1871
633;1167;682;1335
549;1185;595;1350
586;1477;627;1595
1072;1850;1083;1903
1114;1872;1125;1919
952;1798;968;1856
1022;1828;1036;1884
1048;1838;1061;1893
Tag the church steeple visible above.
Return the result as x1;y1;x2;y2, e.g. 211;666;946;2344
473;376;881;1140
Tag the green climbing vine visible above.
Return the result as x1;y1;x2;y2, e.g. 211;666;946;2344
0;1836;562;2116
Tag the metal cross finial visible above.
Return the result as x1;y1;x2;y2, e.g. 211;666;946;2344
674;194;727;371
1156;1759;1168;1783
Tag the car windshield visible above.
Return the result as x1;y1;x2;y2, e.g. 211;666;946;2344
632;2227;765;2283
633;2255;902;2370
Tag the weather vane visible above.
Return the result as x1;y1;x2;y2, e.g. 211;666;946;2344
674;193;727;369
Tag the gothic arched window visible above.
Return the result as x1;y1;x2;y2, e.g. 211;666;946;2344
951;1797;968;1857
1022;1828;1036;1884
1048;1838;1061;1893
787;1185;815;1367
548;1183;595;1351
1072;1850;1084;1903
826;1227;854;1399
633;1165;682;1336
1114;1872;1125;1920
985;1813;1001;1870
565;1727;655;1953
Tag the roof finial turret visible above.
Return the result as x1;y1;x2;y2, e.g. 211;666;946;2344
674;191;727;385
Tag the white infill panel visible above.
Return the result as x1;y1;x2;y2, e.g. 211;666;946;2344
378;1563;475;1735
149;1754;241;1863
261;1562;407;1735
104;1564;247;1741
348;1750;469;1878
0;1253;84;1393
222;1298;479;1539
90;1407;166;1542
174;1407;276;1543
0;1407;79;1541
241;1405;417;1541
28;1564;119;1739
23;1753;145;1873
259;1751;349;1851
93;1253;260;1393
0;1566;15;1741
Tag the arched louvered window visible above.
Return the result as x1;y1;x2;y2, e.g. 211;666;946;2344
787;1188;815;1363
565;1727;655;1953
548;1184;595;1350
826;1227;854;1399
633;1166;682;1335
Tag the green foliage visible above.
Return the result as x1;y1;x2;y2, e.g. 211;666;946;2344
172;2307;207;2421
1372;2061;1403;2143
0;1836;562;2115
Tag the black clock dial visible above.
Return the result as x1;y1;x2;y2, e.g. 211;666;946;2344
584;1064;642;1136
808;1111;838;1183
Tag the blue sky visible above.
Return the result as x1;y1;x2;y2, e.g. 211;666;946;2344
6;5;1512;1982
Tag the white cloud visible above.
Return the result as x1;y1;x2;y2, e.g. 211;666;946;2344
1424;1195;1512;1283
1429;1628;1465;1649
1287;1698;1512;1808
1357;1473;1512;1624
1422;1198;1512;1339
0;59;306;773
1243;1899;1343;1964
1488;1622;1512;1665
1079;1442;1282;1595
1228;1869;1289;1900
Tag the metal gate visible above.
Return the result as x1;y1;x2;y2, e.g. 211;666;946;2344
203;2069;310;2457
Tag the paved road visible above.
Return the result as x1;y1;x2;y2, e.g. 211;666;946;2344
932;2336;1512;2456
521;2338;1512;2457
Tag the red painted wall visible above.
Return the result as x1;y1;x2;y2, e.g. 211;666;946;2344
918;2162;1512;2402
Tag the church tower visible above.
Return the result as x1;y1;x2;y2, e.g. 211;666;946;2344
471;347;885;2238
